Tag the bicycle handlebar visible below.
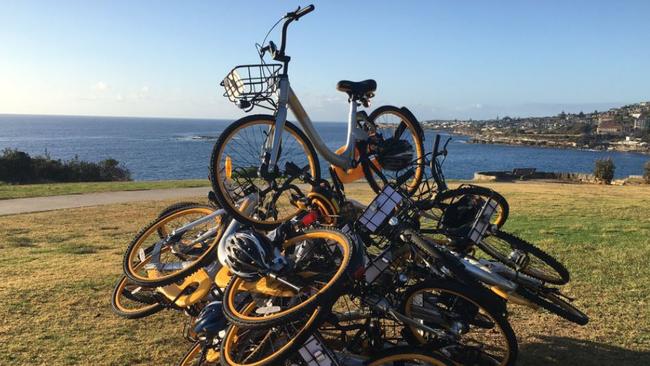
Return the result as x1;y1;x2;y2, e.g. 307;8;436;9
433;135;441;156
291;4;315;20
433;134;451;157
274;5;315;63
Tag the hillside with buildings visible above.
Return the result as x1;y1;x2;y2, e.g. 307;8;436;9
424;101;650;153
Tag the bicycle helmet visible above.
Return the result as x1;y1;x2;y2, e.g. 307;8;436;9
441;195;484;230
376;137;414;171
223;230;274;280
193;301;227;337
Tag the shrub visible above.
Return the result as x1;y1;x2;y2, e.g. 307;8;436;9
0;149;131;184
644;161;650;184
594;158;615;184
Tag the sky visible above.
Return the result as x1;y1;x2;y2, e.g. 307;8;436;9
1;0;649;122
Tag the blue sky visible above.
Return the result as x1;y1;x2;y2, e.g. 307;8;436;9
1;0;649;121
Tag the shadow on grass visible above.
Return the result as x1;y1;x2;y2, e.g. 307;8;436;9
8;236;36;248
519;335;650;366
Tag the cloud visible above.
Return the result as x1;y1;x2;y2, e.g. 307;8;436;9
93;81;109;91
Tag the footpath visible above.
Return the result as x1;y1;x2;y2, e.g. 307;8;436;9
0;187;211;216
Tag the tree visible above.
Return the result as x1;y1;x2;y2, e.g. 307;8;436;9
0;149;32;183
644;161;650;184
594;158;615;184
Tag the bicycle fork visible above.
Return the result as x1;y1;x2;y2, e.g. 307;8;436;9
260;78;290;178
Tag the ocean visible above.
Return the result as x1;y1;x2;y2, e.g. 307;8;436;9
1;114;648;181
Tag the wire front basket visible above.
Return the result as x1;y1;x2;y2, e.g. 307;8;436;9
222;64;282;106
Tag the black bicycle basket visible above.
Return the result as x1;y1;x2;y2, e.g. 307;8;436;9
357;185;419;242
221;64;282;106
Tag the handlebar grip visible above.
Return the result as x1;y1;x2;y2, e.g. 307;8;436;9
295;4;315;19
296;4;316;20
433;134;441;155
443;137;452;154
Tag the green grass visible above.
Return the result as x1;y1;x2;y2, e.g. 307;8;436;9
0;179;210;200
0;182;648;365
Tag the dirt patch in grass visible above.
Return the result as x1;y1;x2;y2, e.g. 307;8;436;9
7;236;36;248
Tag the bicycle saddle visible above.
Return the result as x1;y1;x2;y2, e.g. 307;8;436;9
336;79;377;98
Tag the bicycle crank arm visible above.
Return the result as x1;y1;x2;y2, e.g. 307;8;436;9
459;257;517;292
267;272;302;292
169;209;225;237
387;307;451;339
182;226;220;248
367;295;452;339
145;261;192;272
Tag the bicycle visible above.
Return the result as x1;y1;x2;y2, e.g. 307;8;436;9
416;134;510;229
417;194;588;325
209;4;426;230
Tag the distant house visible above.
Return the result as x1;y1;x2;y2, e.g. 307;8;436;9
597;120;625;135
634;113;650;130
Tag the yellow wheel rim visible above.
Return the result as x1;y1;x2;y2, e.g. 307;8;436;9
126;207;221;283
222;302;321;366
226;230;350;323
368;353;449;366
369;109;425;194
180;342;220;366
404;288;511;366
214;119;318;227
114;257;158;314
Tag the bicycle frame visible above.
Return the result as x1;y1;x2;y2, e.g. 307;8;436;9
265;75;368;171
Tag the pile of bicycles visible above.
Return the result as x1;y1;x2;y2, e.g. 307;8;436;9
112;5;588;365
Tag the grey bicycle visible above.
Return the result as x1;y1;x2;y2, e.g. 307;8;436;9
209;4;426;229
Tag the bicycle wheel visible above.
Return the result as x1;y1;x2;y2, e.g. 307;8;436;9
400;280;518;366
478;231;570;285
516;286;589;325
220;301;324;366
123;204;223;287
156;201;204;238
209;114;321;230
178;340;221;366
362;106;425;196
223;229;352;328
110;274;163;319
365;346;453;366
429;186;509;230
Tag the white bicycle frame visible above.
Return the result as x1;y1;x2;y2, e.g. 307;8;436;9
265;75;369;171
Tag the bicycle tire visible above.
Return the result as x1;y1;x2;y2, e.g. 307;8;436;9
222;228;352;329
220;302;326;366
209;114;321;230
156;201;203;238
362;106;425;196
123;204;222;287
516;286;589;325
479;230;570;285
400;279;518;366
365;345;454;366
110;275;164;320
404;228;490;291
178;341;220;366
434;186;509;229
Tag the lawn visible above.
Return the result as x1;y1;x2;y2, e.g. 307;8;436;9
0;182;648;365
0;179;210;200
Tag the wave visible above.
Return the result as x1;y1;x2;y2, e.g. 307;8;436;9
175;134;220;141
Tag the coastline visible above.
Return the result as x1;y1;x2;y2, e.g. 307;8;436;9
422;127;650;156
468;135;650;155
